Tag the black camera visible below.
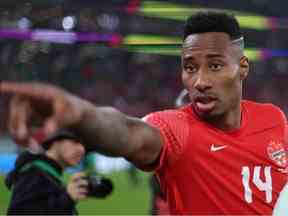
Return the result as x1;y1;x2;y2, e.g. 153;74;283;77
84;152;113;198
86;173;113;198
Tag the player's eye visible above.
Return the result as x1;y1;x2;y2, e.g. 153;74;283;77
209;63;223;72
184;65;197;74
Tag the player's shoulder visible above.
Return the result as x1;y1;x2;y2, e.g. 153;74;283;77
243;100;286;126
143;104;197;124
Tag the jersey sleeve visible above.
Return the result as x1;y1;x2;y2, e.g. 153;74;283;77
143;110;189;171
285;123;288;171
275;106;288;157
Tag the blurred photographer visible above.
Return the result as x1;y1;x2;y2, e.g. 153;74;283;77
5;129;88;215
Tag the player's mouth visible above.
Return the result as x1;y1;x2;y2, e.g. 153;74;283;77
193;96;217;113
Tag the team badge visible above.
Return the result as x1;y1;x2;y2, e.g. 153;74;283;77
267;140;287;169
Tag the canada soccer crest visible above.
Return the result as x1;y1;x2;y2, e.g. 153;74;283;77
267;140;288;169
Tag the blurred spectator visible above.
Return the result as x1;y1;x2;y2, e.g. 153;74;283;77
5;129;88;215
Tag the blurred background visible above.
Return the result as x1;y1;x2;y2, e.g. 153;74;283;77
1;0;288;214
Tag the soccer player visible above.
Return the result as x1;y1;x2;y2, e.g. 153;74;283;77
1;11;287;214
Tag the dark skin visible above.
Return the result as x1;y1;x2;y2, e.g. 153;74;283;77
0;32;249;168
0;84;163;167
182;32;249;130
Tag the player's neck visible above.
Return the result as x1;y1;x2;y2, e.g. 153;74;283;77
207;103;242;131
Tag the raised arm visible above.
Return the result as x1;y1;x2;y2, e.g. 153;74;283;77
0;82;163;168
75;106;163;167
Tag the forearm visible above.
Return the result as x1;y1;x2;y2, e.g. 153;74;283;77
73;102;139;157
68;95;162;167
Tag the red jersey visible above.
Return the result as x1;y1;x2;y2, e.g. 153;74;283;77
144;100;288;215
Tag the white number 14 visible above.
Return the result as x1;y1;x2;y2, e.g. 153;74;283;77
241;166;272;203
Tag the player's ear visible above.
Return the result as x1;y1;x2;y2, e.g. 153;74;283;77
239;56;249;81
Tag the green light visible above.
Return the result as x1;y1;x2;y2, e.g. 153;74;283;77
237;16;268;30
139;0;269;30
123;35;261;61
244;49;261;61
123;34;181;45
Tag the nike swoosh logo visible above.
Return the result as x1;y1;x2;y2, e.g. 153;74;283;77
211;144;227;152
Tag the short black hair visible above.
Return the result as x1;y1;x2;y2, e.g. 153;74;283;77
42;129;82;150
183;11;243;41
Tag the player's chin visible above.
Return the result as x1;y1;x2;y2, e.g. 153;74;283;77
196;110;217;120
192;103;217;119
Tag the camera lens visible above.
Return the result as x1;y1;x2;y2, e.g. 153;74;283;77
87;173;113;198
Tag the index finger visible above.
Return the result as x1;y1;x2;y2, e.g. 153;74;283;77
0;82;64;101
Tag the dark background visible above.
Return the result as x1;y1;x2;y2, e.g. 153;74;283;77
0;0;288;136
